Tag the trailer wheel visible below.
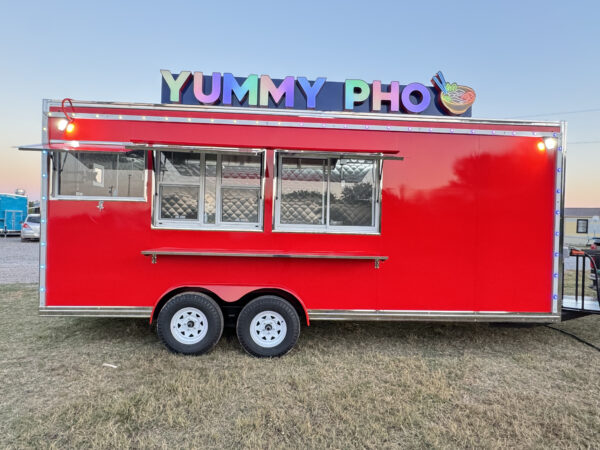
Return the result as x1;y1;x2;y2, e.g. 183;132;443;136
236;296;300;358
157;292;224;355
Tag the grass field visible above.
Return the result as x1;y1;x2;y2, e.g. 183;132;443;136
563;268;598;298
1;284;600;449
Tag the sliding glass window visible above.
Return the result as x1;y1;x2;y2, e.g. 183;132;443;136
52;151;146;199
275;154;379;233
156;151;262;230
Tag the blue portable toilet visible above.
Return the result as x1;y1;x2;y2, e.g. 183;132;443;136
0;193;28;235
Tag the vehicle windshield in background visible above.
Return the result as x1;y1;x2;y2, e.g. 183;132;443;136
26;215;40;223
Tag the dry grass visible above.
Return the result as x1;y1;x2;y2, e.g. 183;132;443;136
563;269;599;298
1;284;600;449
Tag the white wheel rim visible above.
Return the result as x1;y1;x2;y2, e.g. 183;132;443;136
250;310;287;348
170;307;208;345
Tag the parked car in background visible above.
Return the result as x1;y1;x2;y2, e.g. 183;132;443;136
20;214;40;241
588;237;600;249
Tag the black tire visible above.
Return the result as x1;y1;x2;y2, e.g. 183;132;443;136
236;296;300;358
157;292;224;355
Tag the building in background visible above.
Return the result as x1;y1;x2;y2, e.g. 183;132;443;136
28;200;40;214
564;207;600;246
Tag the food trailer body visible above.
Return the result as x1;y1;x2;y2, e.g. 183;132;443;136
22;97;567;356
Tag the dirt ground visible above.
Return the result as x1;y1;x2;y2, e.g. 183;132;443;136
1;284;599;449
0;237;39;284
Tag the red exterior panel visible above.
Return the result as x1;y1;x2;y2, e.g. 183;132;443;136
40;102;562;320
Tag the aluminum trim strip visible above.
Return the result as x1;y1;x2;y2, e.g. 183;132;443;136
49;195;146;202
39;306;152;318
46;111;559;138
39;100;49;308
45;99;562;128
307;309;559;322
557;122;567;314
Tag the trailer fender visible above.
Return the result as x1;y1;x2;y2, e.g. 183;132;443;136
150;285;310;326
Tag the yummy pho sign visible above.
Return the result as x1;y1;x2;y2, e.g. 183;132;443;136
160;70;475;117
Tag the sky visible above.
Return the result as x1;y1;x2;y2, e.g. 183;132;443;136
0;0;598;205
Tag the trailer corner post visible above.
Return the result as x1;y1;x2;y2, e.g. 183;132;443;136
39;99;50;309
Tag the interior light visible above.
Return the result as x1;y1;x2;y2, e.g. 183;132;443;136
544;138;558;150
537;141;546;151
57;119;68;131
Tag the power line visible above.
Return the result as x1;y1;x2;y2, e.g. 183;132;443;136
545;325;600;352
506;108;600;119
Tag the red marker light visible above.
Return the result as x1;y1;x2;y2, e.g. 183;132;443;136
537;141;546;152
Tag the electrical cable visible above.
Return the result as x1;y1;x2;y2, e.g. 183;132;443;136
61;98;75;122
506;108;600;119
545;325;600;352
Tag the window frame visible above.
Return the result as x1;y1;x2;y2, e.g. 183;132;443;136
273;151;381;235
50;151;148;202
153;149;265;231
577;219;589;234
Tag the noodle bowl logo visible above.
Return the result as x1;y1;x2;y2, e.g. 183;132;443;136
431;71;476;115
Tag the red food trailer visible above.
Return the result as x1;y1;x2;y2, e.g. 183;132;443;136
19;71;575;357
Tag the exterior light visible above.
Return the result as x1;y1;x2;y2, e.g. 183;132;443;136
537;141;546;151
544;138;558;150
60;98;76;134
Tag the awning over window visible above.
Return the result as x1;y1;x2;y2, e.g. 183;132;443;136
18;142;133;153
18;142;264;155
126;144;263;155
19;142;402;159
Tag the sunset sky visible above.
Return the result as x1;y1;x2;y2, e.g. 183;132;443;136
1;0;598;206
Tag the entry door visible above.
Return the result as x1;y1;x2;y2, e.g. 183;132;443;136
5;211;23;231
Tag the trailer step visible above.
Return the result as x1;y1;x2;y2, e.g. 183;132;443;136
562;295;600;313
